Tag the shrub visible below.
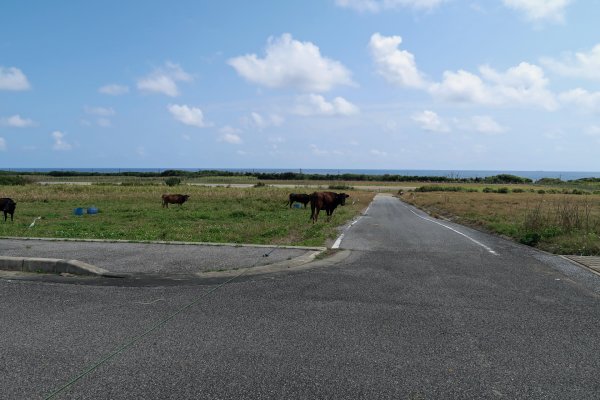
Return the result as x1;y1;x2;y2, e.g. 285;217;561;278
520;232;541;246
416;186;465;192
328;184;353;190
164;177;181;186
253;182;266;187
497;187;510;194
512;188;524;193
537;189;546;194
483;187;495;193
0;175;29;185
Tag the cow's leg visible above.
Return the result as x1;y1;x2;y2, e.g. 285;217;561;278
3;212;6;222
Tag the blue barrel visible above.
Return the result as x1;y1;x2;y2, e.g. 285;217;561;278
73;207;84;216
87;207;98;215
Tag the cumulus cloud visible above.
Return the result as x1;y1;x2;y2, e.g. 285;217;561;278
245;112;284;130
137;62;192;97
168;104;210;128
294;94;359;116
52;131;72;151
335;0;447;12
99;84;129;95
1;114;36;127
430;62;558;110
0;66;31;91
412;110;450;132
369;33;428;89
502;0;572;23
559;88;600;113
0;137;6;151
228;33;353;92
219;126;243;144
368;34;558;110
458;115;507;134
84;106;115;116
541;44;600;81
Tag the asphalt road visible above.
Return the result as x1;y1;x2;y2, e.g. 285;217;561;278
2;194;600;399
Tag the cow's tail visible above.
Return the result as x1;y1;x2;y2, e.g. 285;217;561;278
309;192;317;223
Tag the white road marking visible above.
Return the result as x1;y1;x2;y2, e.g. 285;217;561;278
402;204;498;256
332;204;371;249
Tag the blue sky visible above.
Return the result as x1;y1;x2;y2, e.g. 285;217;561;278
1;0;599;170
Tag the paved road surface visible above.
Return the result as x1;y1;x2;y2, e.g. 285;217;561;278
1;194;599;399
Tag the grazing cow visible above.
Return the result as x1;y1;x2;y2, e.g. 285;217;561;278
287;193;310;208
0;198;16;222
162;194;190;208
309;191;349;223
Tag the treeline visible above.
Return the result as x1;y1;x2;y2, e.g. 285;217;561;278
0;170;538;184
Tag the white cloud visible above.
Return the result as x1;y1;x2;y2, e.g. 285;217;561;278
84;106;115;116
412;110;450;132
0;66;31;91
168;104;209;128
98;84;129;95
246;112;284;130
52;131;72;151
370;149;388;156
96;118;112;128
137;62;192;97
541;44;600;81
369;33;428;89
294;94;359;116
228;33;353;92
336;0;447;12
1;114;36;127
0;137;6;151
584;125;600;136
310;144;330;156
220;133;243;144
458;115;507;134
502;0;572;23
559;88;600;112
430;62;558;110
219;126;243;144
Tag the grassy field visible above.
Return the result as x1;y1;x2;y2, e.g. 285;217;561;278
401;189;600;255
0;184;373;247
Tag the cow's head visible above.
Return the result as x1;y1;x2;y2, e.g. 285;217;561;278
336;193;349;206
183;195;190;201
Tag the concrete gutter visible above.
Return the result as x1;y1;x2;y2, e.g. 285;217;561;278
0;256;123;277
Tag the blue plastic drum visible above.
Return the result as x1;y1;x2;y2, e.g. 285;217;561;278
87;207;98;215
73;207;84;216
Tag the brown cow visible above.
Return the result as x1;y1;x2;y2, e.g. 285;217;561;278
287;193;310;208
309;192;349;223
0;197;16;222
162;194;189;208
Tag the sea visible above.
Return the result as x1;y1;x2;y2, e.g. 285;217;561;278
4;168;600;181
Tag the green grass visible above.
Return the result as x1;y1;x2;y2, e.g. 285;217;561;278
0;184;373;247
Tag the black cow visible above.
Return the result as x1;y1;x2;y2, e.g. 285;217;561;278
162;194;190;208
0;198;16;222
287;193;310;208
309;191;349;223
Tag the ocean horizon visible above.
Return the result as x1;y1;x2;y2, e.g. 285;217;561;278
3;168;600;181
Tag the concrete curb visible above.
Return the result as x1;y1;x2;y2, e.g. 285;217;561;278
0;236;326;252
0;256;122;277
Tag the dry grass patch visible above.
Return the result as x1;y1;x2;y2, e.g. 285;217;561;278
401;191;600;255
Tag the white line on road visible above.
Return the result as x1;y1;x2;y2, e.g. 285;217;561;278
332;204;371;249
402;204;498;256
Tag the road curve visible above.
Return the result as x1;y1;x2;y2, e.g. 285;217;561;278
2;194;600;399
